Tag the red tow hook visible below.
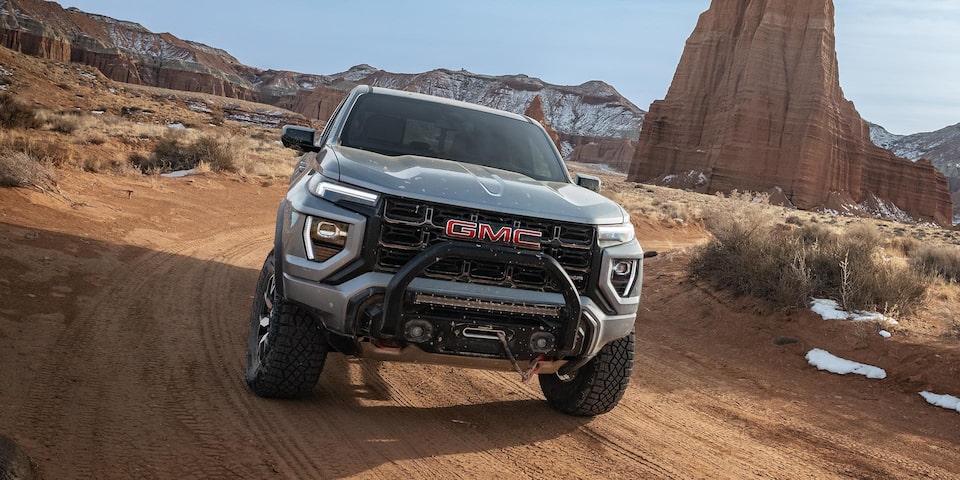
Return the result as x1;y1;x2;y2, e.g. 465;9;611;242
495;331;543;383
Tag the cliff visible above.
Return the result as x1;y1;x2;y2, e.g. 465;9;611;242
870;122;960;222
627;0;952;225
0;0;257;99
0;0;644;167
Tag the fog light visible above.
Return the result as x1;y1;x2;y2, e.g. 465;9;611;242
304;216;349;261
404;320;434;343
530;332;555;353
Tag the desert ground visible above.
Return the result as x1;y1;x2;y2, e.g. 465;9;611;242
1;167;958;479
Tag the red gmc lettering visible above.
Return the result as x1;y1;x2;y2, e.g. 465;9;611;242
445;219;476;239
478;224;511;242
512;229;542;248
444;219;542;248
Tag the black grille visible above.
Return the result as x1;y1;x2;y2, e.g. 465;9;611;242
376;197;595;293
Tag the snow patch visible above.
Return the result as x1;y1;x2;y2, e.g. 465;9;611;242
805;349;886;379
160;169;197;178
919;391;960;413
809;298;898;325
188;102;212;113
167;122;186;130
879;330;892;338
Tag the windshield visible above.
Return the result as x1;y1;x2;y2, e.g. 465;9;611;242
339;93;567;182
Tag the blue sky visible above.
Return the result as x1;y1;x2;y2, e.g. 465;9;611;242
60;0;959;135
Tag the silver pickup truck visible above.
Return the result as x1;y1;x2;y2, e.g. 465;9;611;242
245;85;649;415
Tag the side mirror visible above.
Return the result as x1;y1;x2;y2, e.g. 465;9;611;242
281;125;319;152
574;173;601;193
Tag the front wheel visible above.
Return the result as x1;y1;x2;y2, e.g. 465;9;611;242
539;331;635;416
245;252;327;398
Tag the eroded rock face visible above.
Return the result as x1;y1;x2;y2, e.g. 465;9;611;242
0;0;256;100
627;0;952;225
0;1;646;168
523;94;562;151
567;138;636;172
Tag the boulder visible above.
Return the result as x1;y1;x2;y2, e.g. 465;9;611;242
0;434;32;480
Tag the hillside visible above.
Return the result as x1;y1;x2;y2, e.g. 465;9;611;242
0;0;644;160
870;122;960;222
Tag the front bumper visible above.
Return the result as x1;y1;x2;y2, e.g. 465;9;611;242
277;178;642;367
282;261;637;365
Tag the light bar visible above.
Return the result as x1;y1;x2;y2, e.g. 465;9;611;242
413;294;561;316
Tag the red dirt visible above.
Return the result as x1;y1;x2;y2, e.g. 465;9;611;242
0;172;958;479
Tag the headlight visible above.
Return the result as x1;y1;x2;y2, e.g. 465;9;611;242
315;179;379;207
303;216;349;262
598;221;636;247
610;259;639;297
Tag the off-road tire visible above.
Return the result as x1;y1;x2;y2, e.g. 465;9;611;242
539;331;635;416
245;252;327;398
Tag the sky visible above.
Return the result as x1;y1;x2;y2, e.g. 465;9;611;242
58;1;960;135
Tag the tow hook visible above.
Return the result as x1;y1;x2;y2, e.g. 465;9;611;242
495;331;543;383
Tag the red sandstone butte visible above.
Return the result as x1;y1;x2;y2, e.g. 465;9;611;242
627;0;952;225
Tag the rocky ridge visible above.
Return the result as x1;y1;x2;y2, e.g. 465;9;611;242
627;0;952;225
869;122;960;222
0;0;644;160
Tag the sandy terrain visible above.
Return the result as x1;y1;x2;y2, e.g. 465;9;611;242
0;172;958;479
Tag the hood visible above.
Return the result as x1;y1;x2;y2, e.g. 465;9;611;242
324;146;626;225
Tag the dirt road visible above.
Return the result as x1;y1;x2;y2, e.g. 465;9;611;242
1;173;957;479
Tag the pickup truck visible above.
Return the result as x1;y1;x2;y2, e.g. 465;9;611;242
245;85;648;415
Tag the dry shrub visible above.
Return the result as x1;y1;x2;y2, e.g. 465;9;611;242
0;135;73;166
606;185;702;227
889;236;921;255
0;147;57;190
0;93;41;129
81;155;131;174
46;113;80;134
229;133;297;177
691;201;926;314
133;130;237;173
910;243;960;283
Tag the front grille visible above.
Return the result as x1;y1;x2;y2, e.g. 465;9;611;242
376;197;595;293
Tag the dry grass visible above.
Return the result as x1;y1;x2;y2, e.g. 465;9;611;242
689;194;927;314
0;93;42;129
128;128;295;175
0;147;57;191
910;243;960;283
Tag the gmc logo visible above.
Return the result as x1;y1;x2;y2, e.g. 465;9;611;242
445;219;542;249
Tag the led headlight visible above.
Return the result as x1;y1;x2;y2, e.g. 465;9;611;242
304;216;349;262
610;259;639;297
598;221;636;247
315;179;379;207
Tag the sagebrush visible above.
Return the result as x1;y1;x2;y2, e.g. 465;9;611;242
690;198;926;314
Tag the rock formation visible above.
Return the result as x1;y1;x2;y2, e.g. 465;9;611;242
523;94;562;151
0;0;644;169
869;122;960;222
627;0;952;225
566;138;636;171
0;0;257;99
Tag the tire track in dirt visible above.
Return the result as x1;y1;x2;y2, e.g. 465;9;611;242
189;234;333;477
15;235;232;478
